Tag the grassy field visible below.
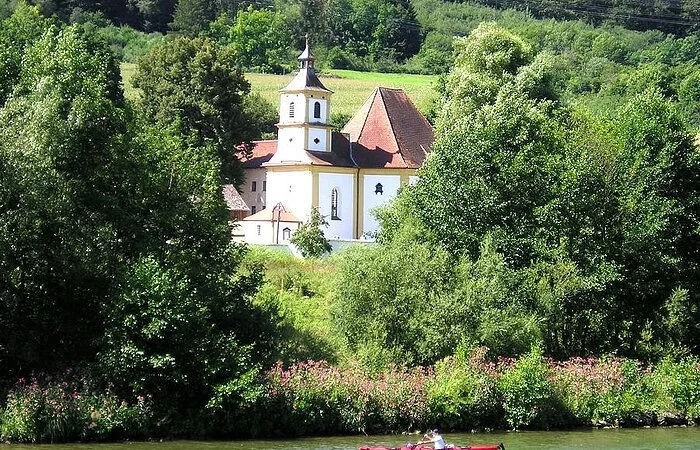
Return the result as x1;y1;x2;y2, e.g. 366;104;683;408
247;69;439;116
121;63;138;101
121;63;439;116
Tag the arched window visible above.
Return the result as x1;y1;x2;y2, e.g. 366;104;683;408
289;101;295;118
331;188;340;220
313;101;321;119
282;227;291;241
375;183;383;195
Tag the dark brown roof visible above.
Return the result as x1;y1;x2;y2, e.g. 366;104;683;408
222;184;249;211
341;88;433;169
280;67;332;93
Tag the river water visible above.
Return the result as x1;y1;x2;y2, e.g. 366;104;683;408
4;427;699;450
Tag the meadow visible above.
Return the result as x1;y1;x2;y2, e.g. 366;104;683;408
120;63;439;116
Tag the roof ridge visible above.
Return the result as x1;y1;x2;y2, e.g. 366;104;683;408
379;88;407;168
356;88;379;143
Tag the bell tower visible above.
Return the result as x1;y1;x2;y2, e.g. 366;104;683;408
270;35;333;164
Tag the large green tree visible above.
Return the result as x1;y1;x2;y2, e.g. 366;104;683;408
0;2;51;105
336;23;700;363
0;22;277;428
0;23;130;378
133;35;257;186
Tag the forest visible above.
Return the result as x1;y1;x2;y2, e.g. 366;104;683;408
0;0;699;444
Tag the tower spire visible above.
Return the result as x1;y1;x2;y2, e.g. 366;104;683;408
298;33;315;69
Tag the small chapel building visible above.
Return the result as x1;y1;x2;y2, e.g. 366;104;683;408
238;40;434;244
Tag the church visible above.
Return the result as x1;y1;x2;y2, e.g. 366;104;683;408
236;40;434;244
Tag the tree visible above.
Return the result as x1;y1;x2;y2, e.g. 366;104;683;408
0;22;278;428
133;35;256;185
227;6;291;73
171;0;217;35
352;23;700;361
0;23;129;379
291;207;332;258
0;2;51;105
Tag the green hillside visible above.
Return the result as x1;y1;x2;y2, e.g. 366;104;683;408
121;63;439;117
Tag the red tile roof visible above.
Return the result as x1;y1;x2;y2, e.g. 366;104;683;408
245;133;355;168
241;88;433;170
241;140;276;168
342;88;433;169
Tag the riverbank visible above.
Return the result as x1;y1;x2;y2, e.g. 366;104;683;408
2;349;698;443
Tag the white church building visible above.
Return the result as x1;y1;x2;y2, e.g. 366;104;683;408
237;40;434;244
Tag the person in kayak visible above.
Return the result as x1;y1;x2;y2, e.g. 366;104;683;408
417;429;445;449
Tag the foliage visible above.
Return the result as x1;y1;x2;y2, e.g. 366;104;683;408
242;354;700;436
291;207;333;258
95;25;165;62
0;2;51;104
497;347;555;429
0;19;277;435
427;347;501;430
0;23;128;380
263;360;432;436
133;35;257;185
242;246;347;364
650;357;700;419
0;374;152;443
209;7;292;74
372;23;700;361
171;0;217;35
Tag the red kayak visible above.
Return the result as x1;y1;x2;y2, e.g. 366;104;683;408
360;444;505;450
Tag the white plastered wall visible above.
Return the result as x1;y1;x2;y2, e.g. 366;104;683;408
266;169;313;221
362;174;401;236
307;98;328;123
279;93;306;124
241;167;267;214
242;220;301;244
318;172;355;239
307;127;328;152
273;127;309;163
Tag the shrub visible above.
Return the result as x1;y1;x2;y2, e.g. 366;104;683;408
265;360;432;435
497;347;556;429
650;357;700;419
0;375;152;443
550;356;627;425
594;359;653;425
427;347;502;430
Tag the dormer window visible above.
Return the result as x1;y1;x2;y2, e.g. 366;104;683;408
314;101;321;119
289;102;295;118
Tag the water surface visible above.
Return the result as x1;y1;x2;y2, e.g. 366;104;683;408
5;427;699;450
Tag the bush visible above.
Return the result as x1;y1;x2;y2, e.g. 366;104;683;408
427;347;502;430
650;357;700;419
497;347;556;429
95;25;165;62
0;375;152;443
550;356;627;425
264;361;432;435
594;359;653;426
